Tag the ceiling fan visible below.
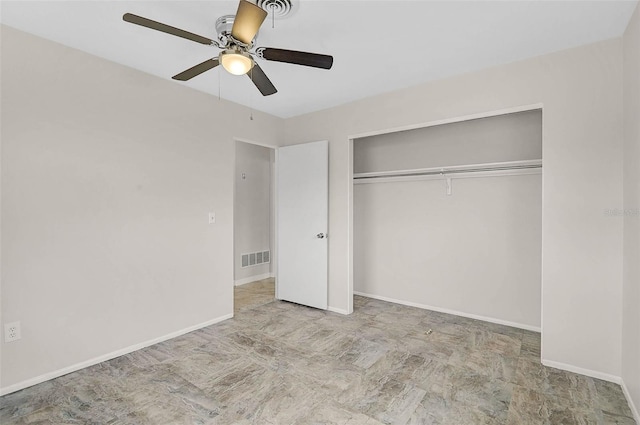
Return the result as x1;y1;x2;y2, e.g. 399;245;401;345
123;0;333;96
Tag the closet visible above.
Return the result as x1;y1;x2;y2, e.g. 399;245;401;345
353;109;542;329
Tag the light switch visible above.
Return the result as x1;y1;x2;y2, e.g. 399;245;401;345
209;212;216;224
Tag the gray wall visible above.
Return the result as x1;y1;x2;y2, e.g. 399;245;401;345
0;25;282;391
623;2;640;420
284;38;624;379
353;111;542;329
354;110;542;173
234;141;273;283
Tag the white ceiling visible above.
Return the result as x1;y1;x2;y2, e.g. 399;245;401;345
1;1;637;118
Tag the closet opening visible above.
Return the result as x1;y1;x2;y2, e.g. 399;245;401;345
351;107;543;334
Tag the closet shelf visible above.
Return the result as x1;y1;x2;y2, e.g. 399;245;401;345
353;159;542;183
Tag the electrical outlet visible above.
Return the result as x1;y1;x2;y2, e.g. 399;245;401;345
4;321;21;343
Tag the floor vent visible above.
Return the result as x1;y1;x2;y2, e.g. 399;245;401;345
241;250;270;268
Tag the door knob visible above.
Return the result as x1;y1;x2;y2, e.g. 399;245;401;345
316;233;325;239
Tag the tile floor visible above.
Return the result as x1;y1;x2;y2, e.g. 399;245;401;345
234;278;275;313
0;291;635;424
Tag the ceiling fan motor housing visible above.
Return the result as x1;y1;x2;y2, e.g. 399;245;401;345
215;15;239;45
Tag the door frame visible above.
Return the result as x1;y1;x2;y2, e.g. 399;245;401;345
232;137;279;301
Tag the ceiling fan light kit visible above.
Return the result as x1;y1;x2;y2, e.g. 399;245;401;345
220;49;254;75
123;0;333;96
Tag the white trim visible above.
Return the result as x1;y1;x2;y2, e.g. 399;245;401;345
274;147;280;300
540;108;546;362
233;136;279;150
347;103;544;140
540;359;621;384
234;272;274;286
621;378;640;423
327;306;350;315
347;138;354;315
354;291;541;332
0;313;233;396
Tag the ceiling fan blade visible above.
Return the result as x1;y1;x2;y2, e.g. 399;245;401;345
257;48;333;69
123;13;215;45
247;63;277;96
231;0;267;45
172;59;220;81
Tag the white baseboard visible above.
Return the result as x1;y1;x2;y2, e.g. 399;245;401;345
0;313;233;396
621;378;640;423
354;291;541;332
234;273;274;286
540;359;621;384
327;306;350;315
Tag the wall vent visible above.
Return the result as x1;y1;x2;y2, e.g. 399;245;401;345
241;250;270;268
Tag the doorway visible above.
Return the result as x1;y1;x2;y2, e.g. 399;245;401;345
233;140;276;313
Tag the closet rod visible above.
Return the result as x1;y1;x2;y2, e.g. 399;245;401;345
353;163;542;180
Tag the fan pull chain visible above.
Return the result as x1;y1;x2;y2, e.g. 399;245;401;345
217;67;221;101
271;4;275;28
249;67;254;121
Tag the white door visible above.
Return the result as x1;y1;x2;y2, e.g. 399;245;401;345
277;140;328;310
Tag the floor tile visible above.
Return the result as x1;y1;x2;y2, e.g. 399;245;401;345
1;286;635;424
